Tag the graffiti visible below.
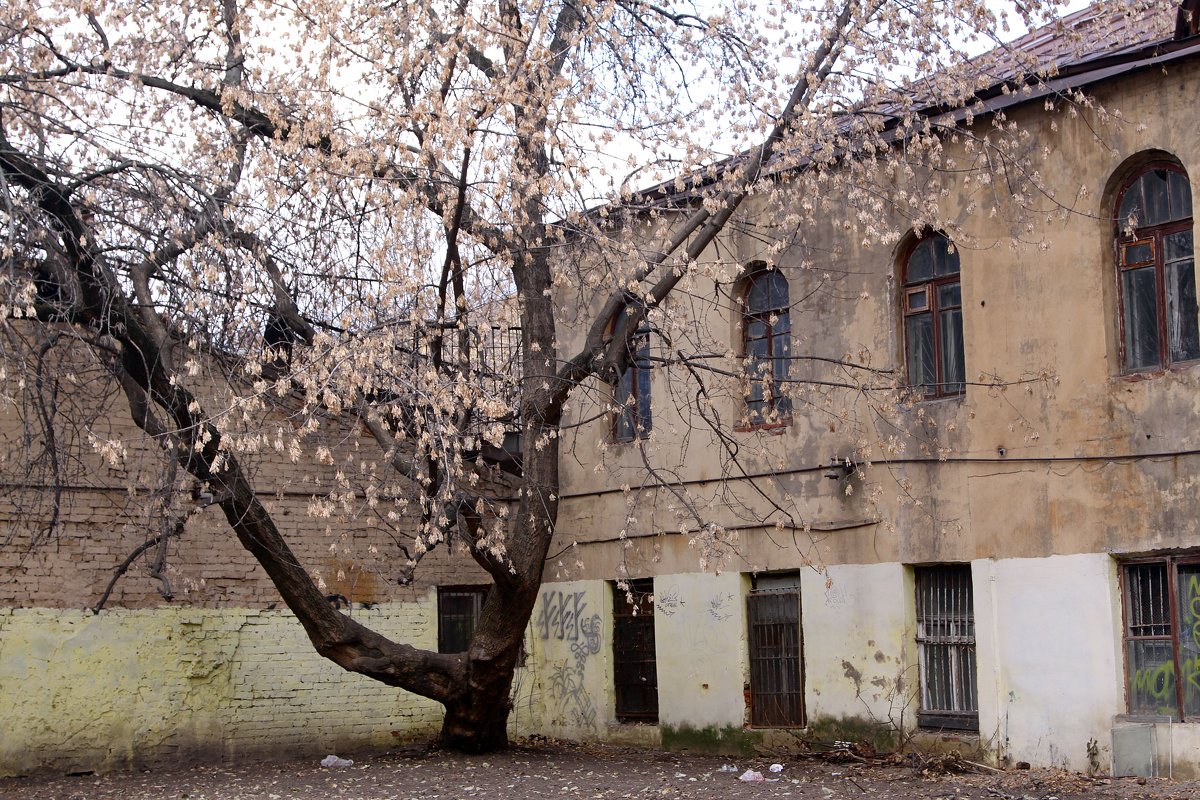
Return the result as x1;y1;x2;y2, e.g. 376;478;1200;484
825;585;846;607
708;592;734;621
656;588;684;616
1131;573;1200;714
536;590;587;640
547;613;602;728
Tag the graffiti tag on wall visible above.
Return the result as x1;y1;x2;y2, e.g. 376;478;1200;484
547;613;603;728
536;590;588;640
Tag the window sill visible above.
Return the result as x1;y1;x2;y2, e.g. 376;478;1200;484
734;419;792;434
1116;360;1200;382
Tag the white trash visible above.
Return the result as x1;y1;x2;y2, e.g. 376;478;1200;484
769;764;784;773
717;765;739;773
321;754;354;768
738;770;765;782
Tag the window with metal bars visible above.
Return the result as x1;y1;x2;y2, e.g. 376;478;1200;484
748;579;805;727
915;565;978;730
1122;558;1200;719
437;586;488;653
612;579;658;721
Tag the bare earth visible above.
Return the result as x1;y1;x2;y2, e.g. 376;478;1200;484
1;742;1196;800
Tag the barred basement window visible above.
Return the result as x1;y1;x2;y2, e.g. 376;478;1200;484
1122;558;1200;719
748;575;805;727
613;579;658;721
437;585;488;653
915;565;978;730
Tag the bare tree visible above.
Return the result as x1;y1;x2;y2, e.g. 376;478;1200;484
0;0;1151;751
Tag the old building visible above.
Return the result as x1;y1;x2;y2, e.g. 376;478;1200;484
534;0;1200;777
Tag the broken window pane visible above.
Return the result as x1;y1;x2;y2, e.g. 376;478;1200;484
1170;171;1193;221
1166;255;1199;363
1143;169;1171;226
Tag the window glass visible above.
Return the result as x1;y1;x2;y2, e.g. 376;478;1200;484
1116;162;1195;372
612;306;652;441
903;233;965;398
915;565;978;730
1123;560;1200;720
742;266;791;424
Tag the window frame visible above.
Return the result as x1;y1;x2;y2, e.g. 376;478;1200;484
437;585;489;654
914;564;979;731
612;578;658;722
902;233;965;400
1120;555;1200;721
740;265;792;427
747;576;806;728
1114;161;1196;374
611;307;653;442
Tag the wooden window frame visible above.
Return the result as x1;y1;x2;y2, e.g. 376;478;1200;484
1114;161;1196;374
612;578;658;722
914;564;978;731
1120;556;1200;721
902;234;965;400
740;266;792;427
437;585;488;654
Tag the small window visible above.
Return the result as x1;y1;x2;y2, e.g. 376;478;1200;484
437;586;488;653
613;579;658;721
742;265;792;424
748;574;805;727
1122;557;1200;719
612;306;652;442
1115;162;1196;372
915;565;978;730
903;234;965;398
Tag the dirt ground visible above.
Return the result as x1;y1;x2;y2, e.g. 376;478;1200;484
1;741;1197;800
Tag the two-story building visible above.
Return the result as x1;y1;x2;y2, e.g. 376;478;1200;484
531;0;1200;777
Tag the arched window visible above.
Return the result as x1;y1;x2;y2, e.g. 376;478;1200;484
612;305;652;441
903;233;964;398
743;266;792;424
1115;162;1195;372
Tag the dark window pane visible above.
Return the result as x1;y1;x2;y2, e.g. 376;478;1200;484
1120;183;1143;231
1177;565;1200;718
938;282;962;309
746;319;766;340
907;239;934;282
1167;257;1199;362
915;566;977;730
748;591;804;727
1170;171;1193;221
940;308;965;394
906;314;935;393
613;580;657;721
747;270;788;314
438;587;487;653
933;236;960;276
1128;639;1177;716
1126;563;1172;636
1123;241;1153;266
1143;170;1172;227
908;288;928;312
1123;266;1160;370
1166;231;1194;263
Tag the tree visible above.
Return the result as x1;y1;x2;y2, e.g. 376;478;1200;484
0;0;1148;752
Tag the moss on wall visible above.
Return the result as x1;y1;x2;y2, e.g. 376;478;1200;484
661;724;761;756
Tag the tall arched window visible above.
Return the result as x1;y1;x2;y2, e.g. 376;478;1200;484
743;266;791;424
903;233;964;398
1115;162;1195;372
612;305;652;441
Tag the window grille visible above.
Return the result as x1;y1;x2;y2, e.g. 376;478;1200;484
437;586;488;654
915;565;978;730
613;579;658;721
748;589;805;727
1122;558;1200;719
